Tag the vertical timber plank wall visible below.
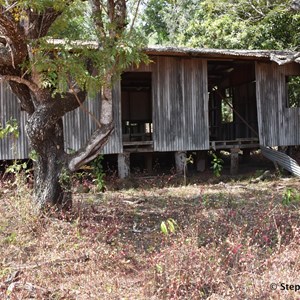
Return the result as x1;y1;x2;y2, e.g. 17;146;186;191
256;62;300;146
153;56;209;151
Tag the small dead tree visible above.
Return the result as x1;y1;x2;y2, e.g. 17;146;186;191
0;0;145;210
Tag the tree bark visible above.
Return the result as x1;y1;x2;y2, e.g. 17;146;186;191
27;116;71;210
25;94;74;210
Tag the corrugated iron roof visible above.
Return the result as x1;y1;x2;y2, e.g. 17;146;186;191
46;39;300;64
145;45;300;64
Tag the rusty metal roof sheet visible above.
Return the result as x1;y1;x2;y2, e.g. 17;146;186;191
145;45;300;64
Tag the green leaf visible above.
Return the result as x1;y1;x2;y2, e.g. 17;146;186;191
167;219;175;233
160;221;168;235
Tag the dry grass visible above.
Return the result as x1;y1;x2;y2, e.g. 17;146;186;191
0;174;300;299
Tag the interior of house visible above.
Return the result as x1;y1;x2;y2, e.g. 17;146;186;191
121;72;153;144
207;60;258;143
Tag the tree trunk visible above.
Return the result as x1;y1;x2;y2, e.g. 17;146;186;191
23;88;113;211
33;147;72;211
26;114;71;210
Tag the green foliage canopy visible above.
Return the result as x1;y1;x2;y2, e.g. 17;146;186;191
142;0;300;50
0;0;147;97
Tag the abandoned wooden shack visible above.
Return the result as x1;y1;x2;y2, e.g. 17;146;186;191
1;46;300;177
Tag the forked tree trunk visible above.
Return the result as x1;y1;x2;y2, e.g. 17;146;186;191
24;91;113;210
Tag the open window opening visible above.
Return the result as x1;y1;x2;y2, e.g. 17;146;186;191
221;88;234;123
286;75;300;108
208;60;258;142
121;72;152;143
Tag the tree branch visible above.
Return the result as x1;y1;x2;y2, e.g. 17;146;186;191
129;0;141;35
27;8;63;39
26;91;87;145
68;122;114;171
0;75;39;93
110;0;127;35
248;0;265;18
8;81;35;114
0;12;28;66
90;0;106;39
0;3;18;14
59;91;88;115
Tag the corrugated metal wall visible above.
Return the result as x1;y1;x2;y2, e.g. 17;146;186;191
63;85;122;155
152;56;209;151
256;61;300;146
1;56;243;160
0;81;29;159
124;56;209;151
63;95;102;154
0;82;122;160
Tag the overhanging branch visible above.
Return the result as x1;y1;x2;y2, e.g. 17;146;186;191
27;8;63;39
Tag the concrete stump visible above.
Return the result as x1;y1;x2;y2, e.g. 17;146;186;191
230;148;240;175
118;152;130;178
175;151;187;174
196;151;206;172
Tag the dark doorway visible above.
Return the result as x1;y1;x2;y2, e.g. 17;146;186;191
121;72;152;143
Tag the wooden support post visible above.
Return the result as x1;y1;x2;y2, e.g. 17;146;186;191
144;152;153;173
175;151;186;174
118;152;130;179
196;151;206;172
230;148;240;175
